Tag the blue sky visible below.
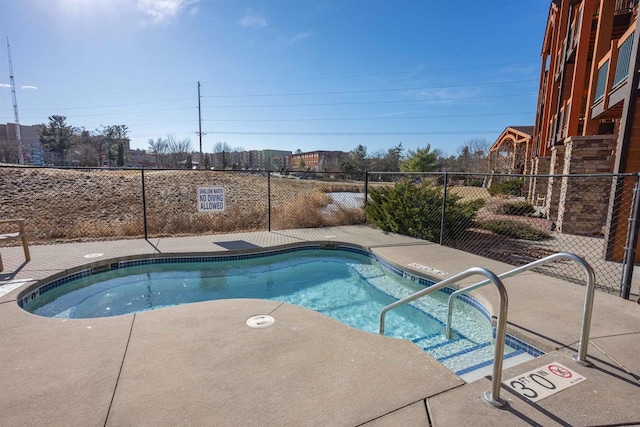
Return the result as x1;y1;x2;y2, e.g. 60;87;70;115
0;0;548;156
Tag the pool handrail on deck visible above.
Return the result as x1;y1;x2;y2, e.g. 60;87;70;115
444;252;596;366
379;266;509;407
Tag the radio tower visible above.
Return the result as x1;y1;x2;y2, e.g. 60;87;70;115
7;38;24;165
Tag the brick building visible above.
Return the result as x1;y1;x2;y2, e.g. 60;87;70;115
529;0;640;260
0;123;44;165
288;150;347;172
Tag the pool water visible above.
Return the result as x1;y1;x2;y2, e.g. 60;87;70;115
21;248;537;376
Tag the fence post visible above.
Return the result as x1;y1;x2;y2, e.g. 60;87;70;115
621;173;640;299
141;168;148;240
267;170;271;232
440;172;448;245
363;171;369;223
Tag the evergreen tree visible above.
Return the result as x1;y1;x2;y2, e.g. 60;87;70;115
38;115;76;165
401;144;440;172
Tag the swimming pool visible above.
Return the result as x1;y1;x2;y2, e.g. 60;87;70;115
19;246;542;376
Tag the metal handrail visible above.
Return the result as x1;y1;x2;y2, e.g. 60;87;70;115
445;252;596;366
379;267;509;407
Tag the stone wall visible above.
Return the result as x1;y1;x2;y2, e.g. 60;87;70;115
547;145;565;221
556;136;616;234
528;156;551;206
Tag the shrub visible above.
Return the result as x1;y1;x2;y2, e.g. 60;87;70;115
479;219;550;241
495;201;536;216
365;179;485;242
488;179;524;197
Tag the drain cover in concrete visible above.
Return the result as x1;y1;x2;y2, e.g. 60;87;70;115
246;315;275;328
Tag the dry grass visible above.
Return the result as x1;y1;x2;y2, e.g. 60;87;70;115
271;188;363;229
447;186;490;202
0;168;365;243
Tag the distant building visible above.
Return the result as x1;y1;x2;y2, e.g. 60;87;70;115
129;149;155;168
248;149;292;170
230;150;251;169
0;123;44;165
288;150;348;172
210;150;250;170
488;126;534;174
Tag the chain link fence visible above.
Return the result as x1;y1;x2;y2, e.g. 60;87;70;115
365;172;638;296
1;165;638;298
0;167;145;242
0;167;366;242
269;171;365;230
143;170;269;237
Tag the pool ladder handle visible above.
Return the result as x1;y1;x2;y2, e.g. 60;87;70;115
379;267;509;408
444;252;596;367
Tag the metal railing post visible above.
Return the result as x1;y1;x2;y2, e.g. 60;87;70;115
444;252;596;366
363;171;369;223
620;173;640;299
267;170;272;232
141;168;148;240
379;266;508;407
440;172;448;245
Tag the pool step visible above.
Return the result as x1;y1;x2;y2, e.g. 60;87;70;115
350;264;411;295
458;351;534;383
350;263;539;379
409;332;528;379
409;332;486;362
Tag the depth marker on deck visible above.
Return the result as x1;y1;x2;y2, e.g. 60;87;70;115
504;362;586;402
407;263;447;276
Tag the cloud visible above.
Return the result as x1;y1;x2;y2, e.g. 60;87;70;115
0;83;12;89
137;0;200;25
410;86;484;105
21;85;38;90
378;110;429;118
238;9;268;29
287;31;312;44
501;63;538;76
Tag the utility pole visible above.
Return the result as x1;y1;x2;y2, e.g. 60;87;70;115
197;81;204;168
7;38;24;165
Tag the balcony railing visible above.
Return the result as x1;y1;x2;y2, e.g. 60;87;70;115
614;32;634;87
615;0;638;14
594;59;609;103
591;25;635;112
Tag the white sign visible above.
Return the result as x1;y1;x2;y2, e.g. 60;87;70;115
504;362;586;402
197;186;226;212
408;262;447;276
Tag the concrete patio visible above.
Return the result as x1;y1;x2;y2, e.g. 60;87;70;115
1;225;639;426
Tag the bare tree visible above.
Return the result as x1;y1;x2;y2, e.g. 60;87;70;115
167;135;193;168
99;124;130;167
92;127;109;166
0;136;19;163
148;137;169;168
213;141;232;169
370;143;403;172
455;138;490;173
69;128;98;166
